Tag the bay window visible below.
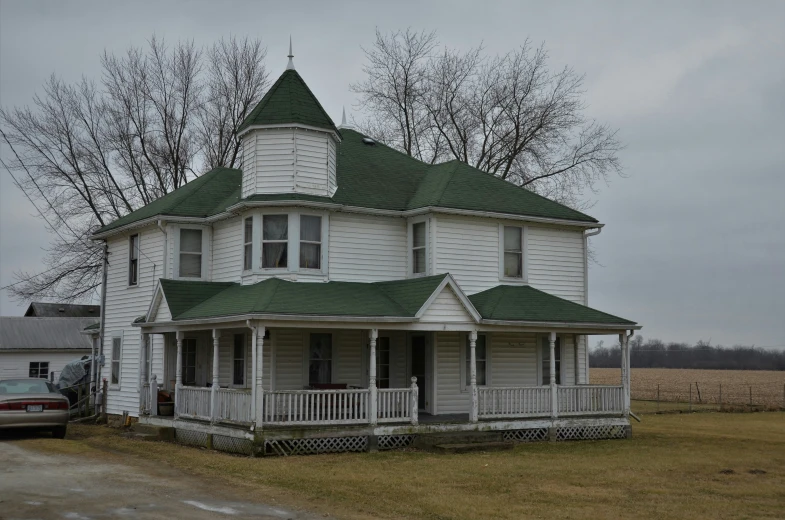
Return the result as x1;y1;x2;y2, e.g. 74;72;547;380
262;215;288;268
179;228;203;278
243;217;253;271
300;215;322;269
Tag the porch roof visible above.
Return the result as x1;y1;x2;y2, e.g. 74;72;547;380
152;276;637;328
468;285;636;326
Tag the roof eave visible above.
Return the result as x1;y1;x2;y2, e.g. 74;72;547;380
236;123;342;142
480;319;640;331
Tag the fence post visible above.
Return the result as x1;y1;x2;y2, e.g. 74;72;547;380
689;383;692;412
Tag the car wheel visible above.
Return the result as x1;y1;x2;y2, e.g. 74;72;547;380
52;425;67;439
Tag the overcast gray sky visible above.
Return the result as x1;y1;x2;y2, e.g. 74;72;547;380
1;0;783;348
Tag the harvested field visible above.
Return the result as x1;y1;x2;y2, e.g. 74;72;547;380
591;368;785;409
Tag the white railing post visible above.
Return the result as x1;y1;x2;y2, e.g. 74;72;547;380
410;377;419;425
211;329;221;423
140;332;149;415
174;331;183;418
469;331;479;423
255;325;265;429
369;329;378;426
149;374;158;416
549;332;558;419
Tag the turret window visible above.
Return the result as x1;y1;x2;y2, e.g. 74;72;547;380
262;215;288;268
300;215;322;269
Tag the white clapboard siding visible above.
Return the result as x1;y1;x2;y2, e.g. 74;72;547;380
329;213;407;282
335;330;363;387
253;129;296;194
273;329;304;390
0;351;91;381
488;332;538;386
384;330;407;389
295;131;329;194
154;297;171;322
434;216;500;294
327;139;337;194
434;331;469;415
241;133;256;198
211;217;243;282
419;287;474;323
103;226;164;416
527;225;585;303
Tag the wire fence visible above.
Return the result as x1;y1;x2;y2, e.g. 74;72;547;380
630;382;785;413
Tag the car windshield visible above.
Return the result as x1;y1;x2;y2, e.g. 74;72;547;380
0;379;57;394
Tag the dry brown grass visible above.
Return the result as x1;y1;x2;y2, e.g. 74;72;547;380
15;413;785;520
592;368;785;408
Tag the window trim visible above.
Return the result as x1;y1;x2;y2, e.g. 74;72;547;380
243;217;254;272
128;234;140;286
110;332;123;389
538;335;564;386
298;213;323;271
408;217;429;277
261;213;290;271
29;361;50;379
460;333;490;391
174;225;208;280
499;223;527;282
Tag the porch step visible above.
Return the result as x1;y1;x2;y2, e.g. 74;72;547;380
432;441;513;454
129;424;175;441
414;430;503;449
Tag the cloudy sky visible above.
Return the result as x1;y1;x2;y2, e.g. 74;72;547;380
1;1;783;349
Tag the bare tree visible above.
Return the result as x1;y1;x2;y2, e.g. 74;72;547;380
353;30;624;209
1;36;269;303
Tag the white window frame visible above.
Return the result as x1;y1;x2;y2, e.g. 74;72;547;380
128;234;140;287
110;332;123;389
231;333;247;388
298;213;324;271
408;217;429;277
261;213;291;272
537;335;564;386
460;333;490;391
499;223;527;282
173;225;209;280
243;217;254;272
29;361;50;379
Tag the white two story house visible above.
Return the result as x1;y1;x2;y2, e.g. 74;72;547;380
91;55;639;456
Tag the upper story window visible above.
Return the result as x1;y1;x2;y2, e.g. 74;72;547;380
179;228;203;278
243;217;253;271
300;215;322;269
412;221;427;275
128;234;139;286
503;226;523;278
111;335;122;386
262;215;288;269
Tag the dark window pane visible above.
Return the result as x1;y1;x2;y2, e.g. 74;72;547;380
262;243;287;268
413;222;426;248
309;334;332;385
504;226;522;251
300;215;321;242
233;360;244;386
179;253;202;277
413;248;426;274
504;252;522;278
263;215;288;240
244;244;252;270
180;229;202;253
244;217;253;243
300;243;321;269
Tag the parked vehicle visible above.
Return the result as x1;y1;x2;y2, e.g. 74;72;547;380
0;378;69;438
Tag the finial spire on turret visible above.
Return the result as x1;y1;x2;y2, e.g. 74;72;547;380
341;107;346;126
286;36;295;70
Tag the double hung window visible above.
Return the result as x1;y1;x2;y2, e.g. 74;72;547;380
243;218;253;271
412;222;427;275
503;226;523;278
262;215;288;268
300;215;322;269
128;234;139;285
179;229;203;278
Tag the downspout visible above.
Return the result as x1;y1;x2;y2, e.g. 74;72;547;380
96;241;109;413
583;227;602;383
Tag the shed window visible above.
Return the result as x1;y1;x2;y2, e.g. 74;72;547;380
262;215;288;268
412;222;427;274
233;334;246;386
111;337;122;386
300;215;322;269
128;234;139;285
179;229;203;278
243;217;253;271
308;333;332;385
182;338;196;386
541;337;561;385
503;226;523;278
465;335;487;386
29;361;49;379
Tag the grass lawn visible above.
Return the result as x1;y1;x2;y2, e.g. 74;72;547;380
15;412;785;520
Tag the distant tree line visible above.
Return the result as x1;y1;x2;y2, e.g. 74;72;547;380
590;337;785;371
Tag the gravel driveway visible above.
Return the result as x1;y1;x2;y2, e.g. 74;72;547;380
0;438;321;520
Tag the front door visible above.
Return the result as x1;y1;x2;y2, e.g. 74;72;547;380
409;333;430;412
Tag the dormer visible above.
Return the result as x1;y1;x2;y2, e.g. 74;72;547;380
236;45;340;198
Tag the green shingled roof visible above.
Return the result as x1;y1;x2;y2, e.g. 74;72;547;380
158;275;448;321
468;285;636;325
236;69;338;134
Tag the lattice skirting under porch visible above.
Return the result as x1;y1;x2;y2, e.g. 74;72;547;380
175;429;209;448
377;434;416;450
502;428;549;443
265;435;368;456
212;434;254;456
556;424;627;441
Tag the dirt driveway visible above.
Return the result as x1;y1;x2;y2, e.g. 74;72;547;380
0;436;322;520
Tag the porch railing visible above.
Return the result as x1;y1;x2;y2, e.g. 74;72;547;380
478;386;552;419
263;388;371;425
377;387;413;423
215;388;253;423
176;386;211;420
557;385;624;415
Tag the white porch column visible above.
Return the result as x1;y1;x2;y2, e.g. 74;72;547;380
174;331;183;418
211;329;221;423
140;332;149;415
469;330;479;423
620;332;630;415
369;329;378;426
149;333;157;416
549;331;558;419
255;325;266;428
